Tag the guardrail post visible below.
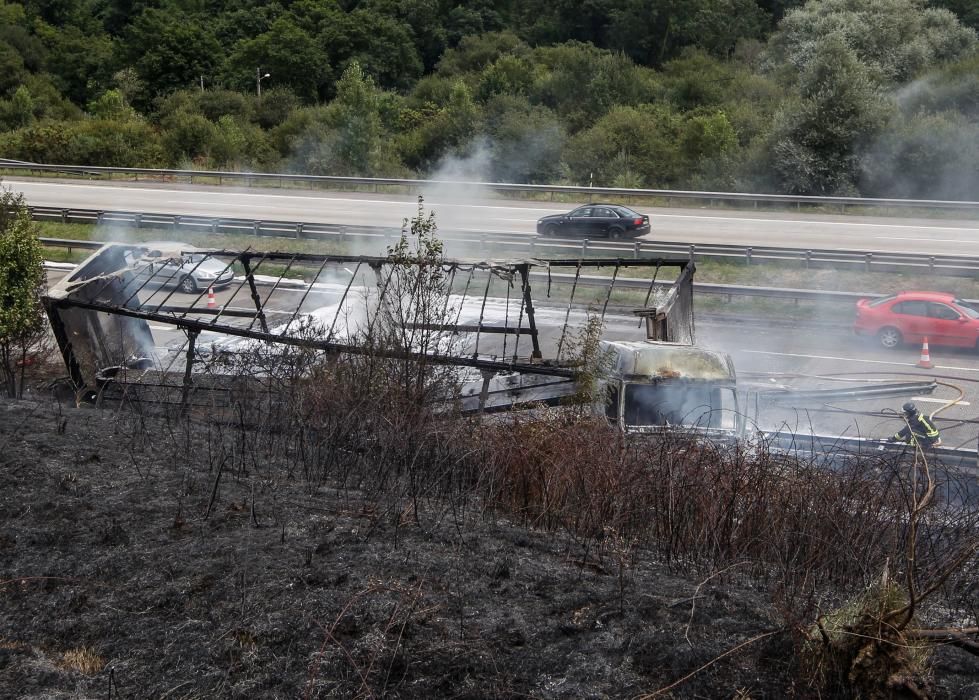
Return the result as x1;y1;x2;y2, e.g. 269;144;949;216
634;240;641;259
253;221;261;236
61;209;68;224
210;219;217;234
339;225;346;241
297;223;304;239
929;256;935;274
135;214;142;229
173;215;180;231
529;238;535;256
689;244;695;261
746;247;753;265
581;239;589;257
864;253;872;272
805;250;811;269
96;211;105;224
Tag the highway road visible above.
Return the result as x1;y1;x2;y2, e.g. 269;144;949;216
11;177;979;257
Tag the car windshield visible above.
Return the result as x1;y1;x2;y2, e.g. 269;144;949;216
955;300;979;318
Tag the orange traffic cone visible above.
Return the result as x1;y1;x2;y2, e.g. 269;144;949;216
916;336;933;369
207;287;216;309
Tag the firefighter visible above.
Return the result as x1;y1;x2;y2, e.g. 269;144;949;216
889;402;941;447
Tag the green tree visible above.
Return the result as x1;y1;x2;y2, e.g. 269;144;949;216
225;17;331;102
860;111;979;200
123;9;223;108
564;104;686;187
765;0;978;84
398;80;478;172
930;0;979;32
0;85;35;129
599;0;768;66
317;10;424;92
481;95;565;182
34;23;115;106
0;40;29;96
286;62;388;176
476;54;534;101
0;186;46;398
435;30;527;76
86;89;137;121
161;112;220;166
764;38;891;194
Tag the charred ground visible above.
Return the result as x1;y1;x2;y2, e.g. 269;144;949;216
1;391;978;699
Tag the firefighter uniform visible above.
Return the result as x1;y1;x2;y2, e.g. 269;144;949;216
891;404;941;447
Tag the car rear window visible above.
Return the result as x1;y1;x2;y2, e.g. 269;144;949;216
613;206;641;218
867;294;897;307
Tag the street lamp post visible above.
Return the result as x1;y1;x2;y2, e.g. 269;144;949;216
256;68;270;99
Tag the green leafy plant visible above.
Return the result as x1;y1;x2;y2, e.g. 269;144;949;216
0;185;47;398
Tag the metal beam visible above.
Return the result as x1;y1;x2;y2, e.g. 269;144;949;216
48;297;576;378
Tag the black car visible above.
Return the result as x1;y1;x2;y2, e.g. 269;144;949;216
536;204;651;239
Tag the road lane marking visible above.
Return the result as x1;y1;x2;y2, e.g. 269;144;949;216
14;181;562;213
166;200;272;208
654;213;979;233
873;236;973;242
912;396;970;405
742;349;979;372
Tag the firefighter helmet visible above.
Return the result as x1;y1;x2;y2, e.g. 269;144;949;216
903;401;917;415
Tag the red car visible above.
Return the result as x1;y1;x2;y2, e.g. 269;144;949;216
855;291;979;349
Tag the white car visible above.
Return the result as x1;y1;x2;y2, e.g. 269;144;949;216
128;243;235;294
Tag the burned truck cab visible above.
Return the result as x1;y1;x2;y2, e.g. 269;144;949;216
599;340;740;432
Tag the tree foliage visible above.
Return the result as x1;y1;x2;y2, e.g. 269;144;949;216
0;0;977;197
765;0;977;83
0;185;46;398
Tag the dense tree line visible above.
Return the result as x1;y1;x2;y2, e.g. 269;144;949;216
0;0;977;198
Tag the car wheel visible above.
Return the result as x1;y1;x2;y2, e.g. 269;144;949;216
878;326;902;349
608;227;624;240
543;223;558;237
178;275;197;294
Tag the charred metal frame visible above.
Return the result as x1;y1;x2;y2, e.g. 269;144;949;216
44;244;693;396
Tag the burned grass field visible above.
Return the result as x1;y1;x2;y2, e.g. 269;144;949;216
2;377;978;699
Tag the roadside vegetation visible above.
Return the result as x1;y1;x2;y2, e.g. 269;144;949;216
0;185;46;397
0;0;978;199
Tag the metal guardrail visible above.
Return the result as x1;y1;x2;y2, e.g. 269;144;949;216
30;205;979;278
6;162;979;213
43;236;956;307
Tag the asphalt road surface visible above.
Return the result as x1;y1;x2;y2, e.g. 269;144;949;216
13;177;979;256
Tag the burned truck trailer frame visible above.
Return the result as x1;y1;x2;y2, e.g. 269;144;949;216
43;242;737;429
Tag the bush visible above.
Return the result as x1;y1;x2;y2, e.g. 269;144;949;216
0;186;45;398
